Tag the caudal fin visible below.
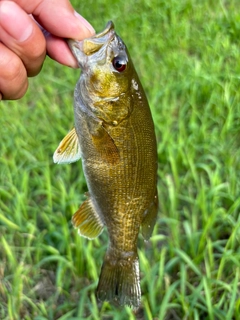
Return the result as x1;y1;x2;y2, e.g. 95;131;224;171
96;250;141;308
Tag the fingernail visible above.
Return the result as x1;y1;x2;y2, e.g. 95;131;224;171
1;2;33;42
74;11;95;36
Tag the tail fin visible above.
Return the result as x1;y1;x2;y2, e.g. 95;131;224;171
96;250;141;308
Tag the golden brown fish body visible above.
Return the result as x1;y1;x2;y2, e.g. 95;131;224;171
54;21;158;308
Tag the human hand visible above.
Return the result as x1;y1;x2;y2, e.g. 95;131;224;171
0;0;95;100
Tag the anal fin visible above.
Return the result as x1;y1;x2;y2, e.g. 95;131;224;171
72;196;104;239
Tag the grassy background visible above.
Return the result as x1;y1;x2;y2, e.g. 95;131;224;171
1;0;240;319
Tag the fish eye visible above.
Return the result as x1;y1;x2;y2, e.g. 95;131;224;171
112;56;127;72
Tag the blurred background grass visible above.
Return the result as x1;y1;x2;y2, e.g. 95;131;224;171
1;0;240;319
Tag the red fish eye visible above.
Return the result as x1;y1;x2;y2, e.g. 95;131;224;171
112;56;127;72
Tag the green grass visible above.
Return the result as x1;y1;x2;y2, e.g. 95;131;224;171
1;0;240;319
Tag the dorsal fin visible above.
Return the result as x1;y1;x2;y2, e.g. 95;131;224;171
141;191;158;240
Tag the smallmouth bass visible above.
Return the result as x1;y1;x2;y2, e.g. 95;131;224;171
53;21;158;308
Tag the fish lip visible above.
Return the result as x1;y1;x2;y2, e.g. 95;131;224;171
93;21;115;39
67;21;115;68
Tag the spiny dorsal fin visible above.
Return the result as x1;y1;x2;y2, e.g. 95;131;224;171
72;196;104;239
141;192;158;240
53;128;81;164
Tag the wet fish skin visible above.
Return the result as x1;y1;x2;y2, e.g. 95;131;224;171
54;21;158;308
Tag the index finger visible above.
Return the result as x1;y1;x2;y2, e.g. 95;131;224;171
10;0;95;40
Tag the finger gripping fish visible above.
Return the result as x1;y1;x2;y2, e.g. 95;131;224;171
54;21;158;308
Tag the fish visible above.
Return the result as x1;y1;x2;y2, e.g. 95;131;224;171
53;21;158;308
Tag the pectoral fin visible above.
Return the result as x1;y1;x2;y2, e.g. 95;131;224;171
72;196;104;239
141;192;158;240
53;128;81;164
91;124;120;165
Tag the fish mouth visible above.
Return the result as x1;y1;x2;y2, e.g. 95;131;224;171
68;21;115;67
94;21;115;40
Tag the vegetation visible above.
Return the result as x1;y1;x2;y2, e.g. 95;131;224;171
1;0;240;319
